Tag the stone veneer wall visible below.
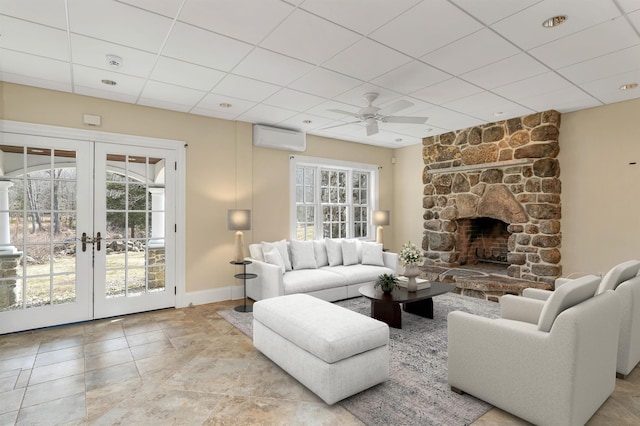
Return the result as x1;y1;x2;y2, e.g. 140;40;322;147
422;110;562;285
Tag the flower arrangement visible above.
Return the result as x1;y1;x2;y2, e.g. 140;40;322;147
398;241;425;266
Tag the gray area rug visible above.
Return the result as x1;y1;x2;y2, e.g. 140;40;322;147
218;293;500;426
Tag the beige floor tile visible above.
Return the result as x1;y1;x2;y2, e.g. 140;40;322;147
28;358;84;385
203;395;298;425
16;392;86;425
85;378;142;420
0;369;19;392
586;395;640;425
38;335;84;353
291;401;364;426
0;344;39;362
85;347;133;372
129;339;175;360
471;407;532;425
0;410;18;425
34;344;84;367
22;374;85;408
84;337;128;357
0;355;35;373
85;361;140;392
0;388;25;415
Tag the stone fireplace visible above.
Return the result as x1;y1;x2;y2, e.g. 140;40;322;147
422;110;562;285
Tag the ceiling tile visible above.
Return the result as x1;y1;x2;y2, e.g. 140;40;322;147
260;9;361;65
67;0;173;53
461;53;550;90
491;0;622;50
0;72;72;93
449;0;542;25
72;64;146;96
163;22;254;71
492;72;574;100
529;17;639;69
0;0;68;29
232;48;314;86
150;56;226;91
263;88;325;111
617;0;640;13
115;0;184;18
277;113;335;132
238;104;298;124
0;17;69;61
323;38;412;81
580;69;640;104
299;0;421;35
178;0;294;45
190;108;239;121
371;60;450;94
212;75;280;102
74;85;138;104
140;80;206;106
195;93;256;116
369;0;483;57
70;35;157;78
558;44;640;85
305;100;368;120
0;49;71;90
410;78;483;105
288;68;362;98
627;9;640;32
422;29;521;75
377;96;434;116
443;91;534;122
517;86;602;113
138;98;192;113
419;106;486;131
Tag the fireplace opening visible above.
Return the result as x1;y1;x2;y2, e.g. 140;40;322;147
457;218;510;268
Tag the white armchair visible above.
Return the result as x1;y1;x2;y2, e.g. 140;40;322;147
448;276;621;426
519;260;640;378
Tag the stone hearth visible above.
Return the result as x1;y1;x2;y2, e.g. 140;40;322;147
422;110;562;285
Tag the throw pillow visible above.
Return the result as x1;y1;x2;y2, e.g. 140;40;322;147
262;240;292;271
313;240;329;267
263;246;285;274
361;241;384;266
290;240;317;270
342;239;359;266
325;238;343;267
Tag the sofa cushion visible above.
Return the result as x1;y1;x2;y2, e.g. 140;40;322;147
326;238;343;266
262;240;292;271
264;247;285;274
361;242;384;266
253;293;389;364
537;275;601;333
314;240;329;267
597;260;640;294
342;239;359;266
283;269;346;294
249;243;264;262
290;240;317;270
321;264;395;285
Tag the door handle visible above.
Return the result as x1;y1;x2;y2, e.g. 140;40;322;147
81;232;102;252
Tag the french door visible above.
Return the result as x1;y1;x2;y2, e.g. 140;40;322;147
0;133;177;334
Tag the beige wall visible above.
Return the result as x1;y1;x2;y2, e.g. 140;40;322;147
390;143;424;253
1;82;394;297
558;98;640;276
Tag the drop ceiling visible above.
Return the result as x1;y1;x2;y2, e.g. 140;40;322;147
1;0;639;148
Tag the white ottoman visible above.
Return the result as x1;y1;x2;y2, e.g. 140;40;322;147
253;293;389;405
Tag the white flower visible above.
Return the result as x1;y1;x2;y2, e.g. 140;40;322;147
399;241;425;266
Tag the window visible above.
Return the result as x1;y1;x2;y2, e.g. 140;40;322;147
291;156;379;241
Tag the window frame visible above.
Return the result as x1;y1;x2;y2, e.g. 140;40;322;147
289;155;379;241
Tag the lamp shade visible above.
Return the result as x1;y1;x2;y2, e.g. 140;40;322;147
372;210;390;226
227;209;251;231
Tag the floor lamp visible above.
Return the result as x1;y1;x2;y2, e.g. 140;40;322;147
372;210;390;246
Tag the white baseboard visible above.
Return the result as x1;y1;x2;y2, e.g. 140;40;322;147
179;285;245;308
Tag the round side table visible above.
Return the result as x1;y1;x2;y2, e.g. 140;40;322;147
231;260;257;312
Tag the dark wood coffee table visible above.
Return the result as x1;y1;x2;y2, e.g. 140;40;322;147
359;282;456;329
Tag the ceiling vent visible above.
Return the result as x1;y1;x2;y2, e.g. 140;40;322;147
253;124;306;152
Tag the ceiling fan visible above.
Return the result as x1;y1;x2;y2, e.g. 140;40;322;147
321;92;428;136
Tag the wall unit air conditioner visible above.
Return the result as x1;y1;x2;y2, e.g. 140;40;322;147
252;124;306;152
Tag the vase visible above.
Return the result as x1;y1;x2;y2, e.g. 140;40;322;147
404;264;421;292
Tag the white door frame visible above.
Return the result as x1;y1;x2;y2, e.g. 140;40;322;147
0;119;187;312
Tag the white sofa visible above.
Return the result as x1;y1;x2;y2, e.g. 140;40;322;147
246;238;398;302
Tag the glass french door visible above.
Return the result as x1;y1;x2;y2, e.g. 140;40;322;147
0;134;176;334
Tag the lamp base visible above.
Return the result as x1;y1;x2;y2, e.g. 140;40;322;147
376;226;384;245
234;231;245;262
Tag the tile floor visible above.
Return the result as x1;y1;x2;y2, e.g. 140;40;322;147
0;300;639;425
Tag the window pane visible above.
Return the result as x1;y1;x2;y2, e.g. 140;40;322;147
296;186;303;202
296;168;303;185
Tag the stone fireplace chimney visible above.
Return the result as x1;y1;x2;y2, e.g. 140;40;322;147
422;110;561;285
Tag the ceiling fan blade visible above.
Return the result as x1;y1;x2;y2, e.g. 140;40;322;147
366;120;379;136
327;108;361;118
319;121;360;131
377;99;413;116
382;116;428;124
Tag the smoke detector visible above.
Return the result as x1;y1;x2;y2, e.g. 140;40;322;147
106;54;123;68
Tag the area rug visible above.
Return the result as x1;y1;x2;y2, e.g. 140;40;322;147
218;293;500;426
